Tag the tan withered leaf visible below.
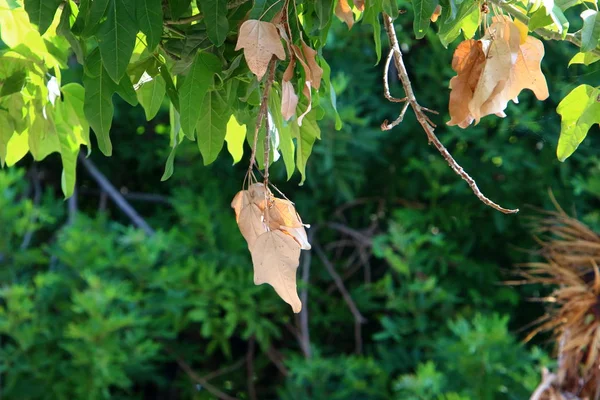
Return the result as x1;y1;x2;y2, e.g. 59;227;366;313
267;198;311;250
447;39;485;128
353;0;365;11
248;182;268;210
335;0;354;29
468;35;512;124
250;230;302;313
239;203;267;248
281;80;299;121
231;190;251;222
503;36;549;102
301;40;323;90
235;20;286;80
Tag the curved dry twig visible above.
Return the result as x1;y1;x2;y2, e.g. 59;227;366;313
382;14;518;215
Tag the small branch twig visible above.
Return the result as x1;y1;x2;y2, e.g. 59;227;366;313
167;349;239;400
265;345;289;376
200;358;245;382
382;14;518;215
78;154;156;235
313;241;366;354
326;222;372;247
248;60;276;178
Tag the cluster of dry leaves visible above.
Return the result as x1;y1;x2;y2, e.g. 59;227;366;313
231;183;310;313
447;16;549;128
235;15;323;124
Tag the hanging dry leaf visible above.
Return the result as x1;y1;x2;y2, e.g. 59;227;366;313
239;203;267;248
468;36;512;124
235;20;286;80
301;40;323;90
250;230;302;313
267;198;311;250
231;190;251;222
503;36;549;103
354;0;365;11
280;226;311;250
514;18;528;45
431;5;442;22
335;0;354;29
281;80;299;121
248;182;268;210
447;39;486;128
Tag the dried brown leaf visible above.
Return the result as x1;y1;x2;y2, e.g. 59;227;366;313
335;0;354;29
238;203;267;248
431;5;442;22
231;190;251;222
281;80;299;121
235;20;286;80
504;36;549;102
268;198;310;250
301;40;323;90
248;182;269;210
447;39;485;128
354;0;365;11
250;230;302;312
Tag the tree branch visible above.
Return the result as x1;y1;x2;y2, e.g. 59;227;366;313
313;241;366;354
382;14;519;215
78;154;156;236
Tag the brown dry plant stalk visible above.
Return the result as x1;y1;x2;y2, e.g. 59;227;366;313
520;209;600;399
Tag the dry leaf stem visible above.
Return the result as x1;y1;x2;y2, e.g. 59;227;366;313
492;0;600;57
382;14;519;215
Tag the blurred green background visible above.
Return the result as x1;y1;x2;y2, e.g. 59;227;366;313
1;6;600;400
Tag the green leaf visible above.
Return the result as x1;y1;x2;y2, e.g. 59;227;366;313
364;0;383;63
581;10;600;53
160;66;180;111
81;0;110;37
320;56;342;130
168;0;191;19
294;110;320;185
529;5;569;36
249;0;284;21
224;115;245;165
5;130;29;166
382;0;399;19
137;76;166;120
115;74;139;106
0;109;15;166
438;0;478;46
315;0;333;29
199;0;229;46
269;87;295;179
196;89;230;165
24;0;62;34
569;51;600;66
179;51;221;139
83;53;116;156
57;2;85;64
556;84;600;161
161;141;178;181
413;0;439;39
0;71;26;98
97;0;138;83
136;0;163;50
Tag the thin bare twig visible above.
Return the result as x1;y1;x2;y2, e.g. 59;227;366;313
313;241;366;354
200;358;245;382
246;336;257;400
248;60;276;177
326;222;372;247
166;348;239;400
265;346;289;376
78;154;156;235
382;14;518;215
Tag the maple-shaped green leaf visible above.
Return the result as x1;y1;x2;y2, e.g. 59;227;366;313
23;0;62;35
364;0;383;63
196;89;230;165
556;84;600;161
199;0;229;46
580;10;600;52
97;0;138;83
80;0;110;37
0;71;26;98
136;0;163;50
179;51;221;139
0;109;15;167
115;74;139;106
315;0;333;29
569;51;600;66
292;109;321;185
412;0;439;39
137;76;166;121
438;0;478;47
167;0;191;19
57;3;84;64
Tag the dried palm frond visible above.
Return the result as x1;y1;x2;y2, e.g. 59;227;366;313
520;210;600;400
